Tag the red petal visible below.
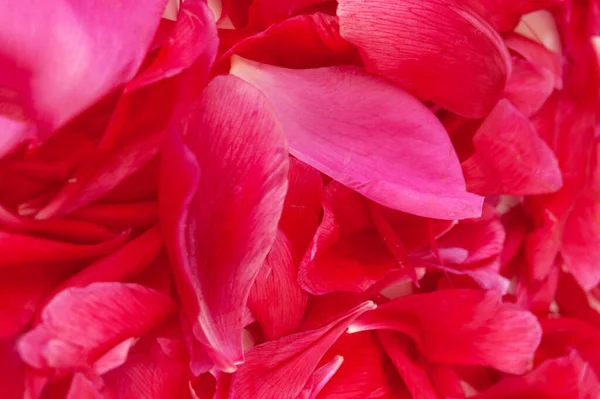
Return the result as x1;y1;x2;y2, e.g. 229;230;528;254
377;331;439;399
504;56;555;117
103;320;189;399
472;353;599;399
0;337;25;399
34;227;164;322
279;157;323;259
160;75;289;371
297;355;344;399
0;0;167;143
462;99;562;195
348;290;541;374
231;58;482;219
317;332;400;399
218;13;360;70
248;230;308;340
0;229;128;268
69;201;158;231
248;0;332;28
65;374;103;399
228;301;375;399
337;0;511;117
18;283;175;373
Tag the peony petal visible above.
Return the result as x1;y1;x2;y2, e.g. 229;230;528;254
0;0;168;144
504;32;562;89
228;301;375;399
462;99;562;195
348;290;541;374
103;320;189;399
69;201;158;230
65;373;103;399
0;337;25;399
35;0;218;219
247;0;331;27
160;75;289;371
337;0;511;117
377;331;439;399
33;227;164;322
248;230;307;341
317;332;400;399
467;0;563;32
18;283;175;373
218;13;360;70
504;56;555;117
560;187;600;290
0;229;128;268
297;355;344;399
231;58;482;219
472;353;599;399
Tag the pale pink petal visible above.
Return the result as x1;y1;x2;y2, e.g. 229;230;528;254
160;75;289;371
337;0;511;117
231;58;482;220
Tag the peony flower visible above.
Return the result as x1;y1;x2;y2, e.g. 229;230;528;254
1;0;599;398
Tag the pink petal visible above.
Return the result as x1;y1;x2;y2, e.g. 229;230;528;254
348;290;541;374
231;58;482;219
218;13;361;73
462;99;562;195
377;331;439;399
0;0;168;142
160;75;289;371
248;230;308;341
337;0;511;117
467;0;563;32
18;283;175;373
228;301;376;399
504;32;562;89
35;0;218;219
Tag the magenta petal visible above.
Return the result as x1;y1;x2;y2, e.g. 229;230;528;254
248;230;308;341
18;283;175;373
160;75;289;371
462;99;562;195
337;0;511;117
231;58;482;220
228;301;375;399
349;290;541;374
0;0;168;135
504;56;555;117
65;373;103;399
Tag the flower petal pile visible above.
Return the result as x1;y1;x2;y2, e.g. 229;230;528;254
1;0;599;398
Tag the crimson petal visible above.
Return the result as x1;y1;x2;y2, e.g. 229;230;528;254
337;0;511;117
160;75;289;371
